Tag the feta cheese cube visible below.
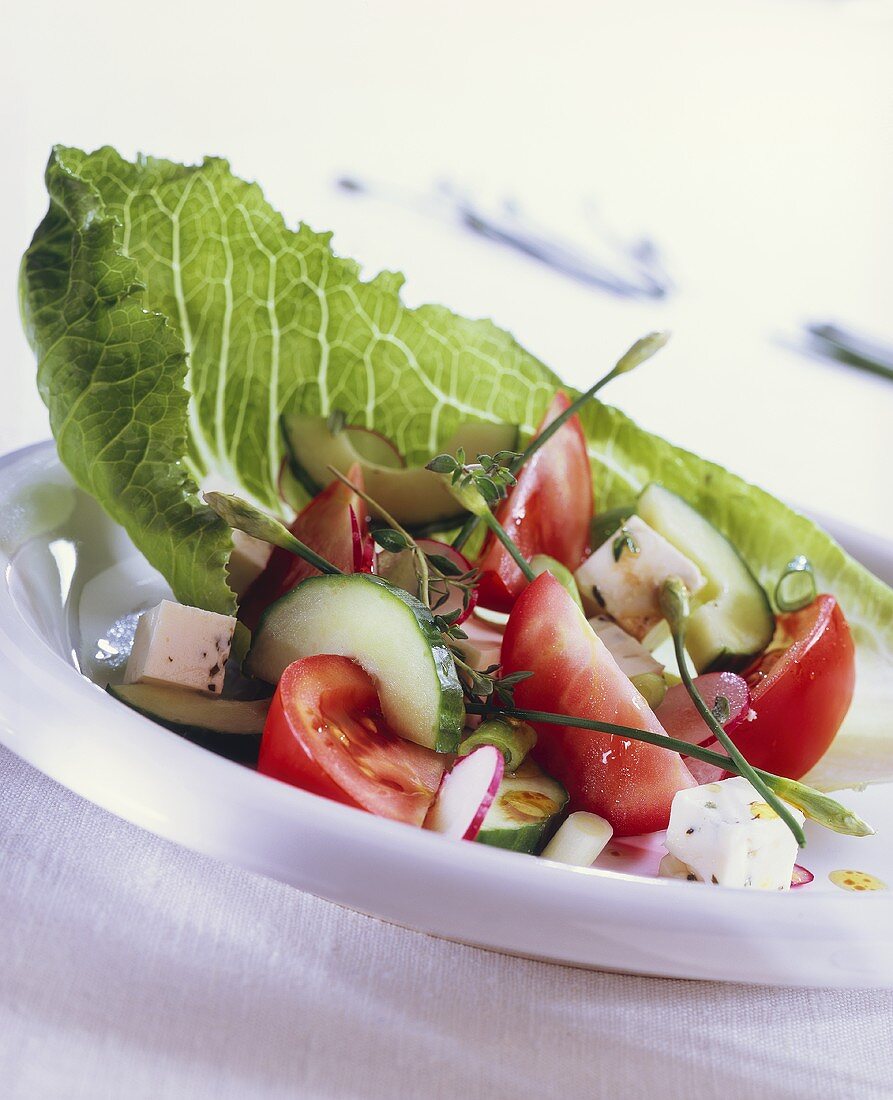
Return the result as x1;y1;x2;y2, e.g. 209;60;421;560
574;516;706;639
124;600;236;694
663;776;803;890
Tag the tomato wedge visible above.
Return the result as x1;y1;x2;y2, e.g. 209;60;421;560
477;392;592;612
239;463;368;630
501;572;694;835
258;655;447;826
735;595;855;779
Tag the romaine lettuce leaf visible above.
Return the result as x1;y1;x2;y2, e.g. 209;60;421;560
21;146;892;788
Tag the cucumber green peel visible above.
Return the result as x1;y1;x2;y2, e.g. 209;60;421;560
247;573;464;753
476;761;568;854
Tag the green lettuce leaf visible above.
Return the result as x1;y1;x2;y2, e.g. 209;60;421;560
21;146;892;788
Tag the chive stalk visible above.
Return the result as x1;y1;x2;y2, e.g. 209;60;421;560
479;510;537;582
659;577;805;846
463;701;871;839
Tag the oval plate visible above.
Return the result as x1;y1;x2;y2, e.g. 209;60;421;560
0;442;890;988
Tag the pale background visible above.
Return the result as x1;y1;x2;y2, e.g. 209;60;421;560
2;2;892;1097
3;0;892;537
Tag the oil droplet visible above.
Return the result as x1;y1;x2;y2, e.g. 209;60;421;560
750;801;778;820
829;869;887;892
498;789;558;823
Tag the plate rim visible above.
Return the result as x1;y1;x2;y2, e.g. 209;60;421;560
1;440;890;989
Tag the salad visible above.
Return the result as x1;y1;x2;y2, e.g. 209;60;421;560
19;146;893;891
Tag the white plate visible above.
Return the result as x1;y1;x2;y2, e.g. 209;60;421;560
1;441;891;988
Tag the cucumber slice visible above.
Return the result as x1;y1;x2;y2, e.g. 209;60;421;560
637;483;774;672
245;573;464;753
476;760;568;854
107;683;268;764
281;414;518;528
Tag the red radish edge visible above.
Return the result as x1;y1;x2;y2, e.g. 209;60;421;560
417;538;477;625
791;864;814;888
425;745;504;840
344;425;407;468
656;672;751;783
350;507;375;573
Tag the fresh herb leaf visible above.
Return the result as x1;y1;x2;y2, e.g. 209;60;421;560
612;527;640;562
373;527;412;553
426;454;459;475
427;553;464;577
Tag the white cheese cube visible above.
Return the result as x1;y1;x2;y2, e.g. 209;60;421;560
663;776;803;890
541;811;613;867
124;600;236;694
575;515;706;639
227;530;272;598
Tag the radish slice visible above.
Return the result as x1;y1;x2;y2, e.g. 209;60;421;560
474;605;510;629
344;426;406;469
425;745;504;840
657;672;751;785
418;539;476;624
791;864;814;888
377;538;477;624
350;507;375;573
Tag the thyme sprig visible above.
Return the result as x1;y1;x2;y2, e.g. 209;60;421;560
426;448;521;507
451;655;534;709
426;451;536;582
327;466;478;617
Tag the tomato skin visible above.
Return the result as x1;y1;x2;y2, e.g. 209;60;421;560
477;392;592;612
501;572;694;836
735;595;855;779
239;464;368;630
258;655;446;826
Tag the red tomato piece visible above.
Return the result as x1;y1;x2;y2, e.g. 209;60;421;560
477;392;592;612
239;463;368;630
258;655;447;826
736;595;855;779
501;572;695;835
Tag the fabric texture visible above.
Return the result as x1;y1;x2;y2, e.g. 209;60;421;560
0;747;891;1100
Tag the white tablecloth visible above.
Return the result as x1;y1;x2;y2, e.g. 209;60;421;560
3;2;893;1096
3;746;892;1100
